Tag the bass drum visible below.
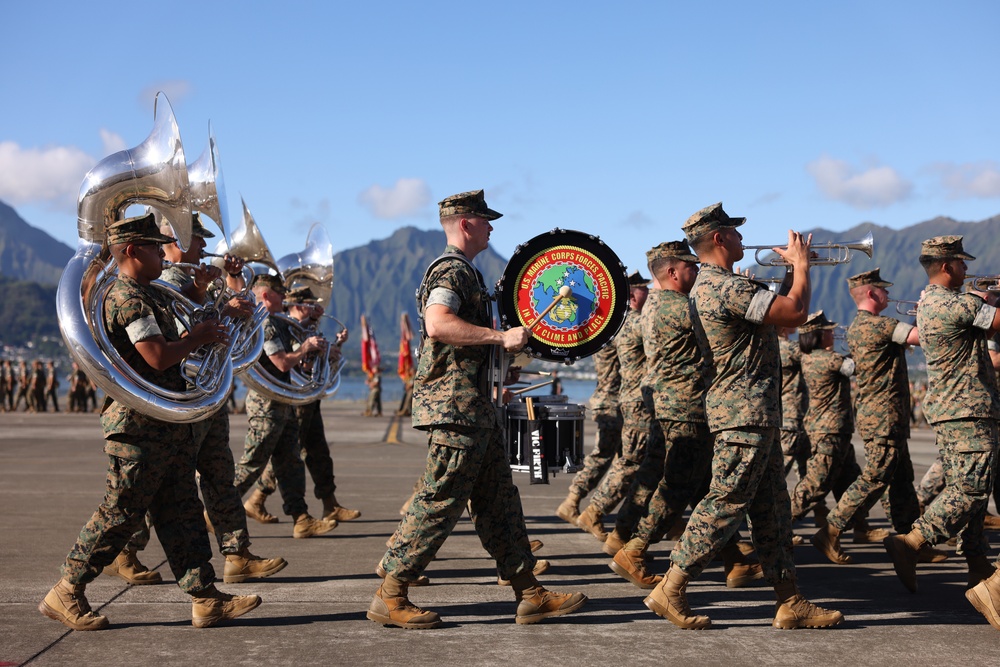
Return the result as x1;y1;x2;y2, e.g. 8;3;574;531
495;229;629;363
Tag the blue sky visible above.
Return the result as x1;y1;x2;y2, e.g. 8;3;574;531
2;1;998;276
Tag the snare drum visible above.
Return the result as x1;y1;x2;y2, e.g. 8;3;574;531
506;400;585;474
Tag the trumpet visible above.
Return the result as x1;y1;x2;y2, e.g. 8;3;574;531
888;299;918;316
744;232;874;267
964;275;1000;292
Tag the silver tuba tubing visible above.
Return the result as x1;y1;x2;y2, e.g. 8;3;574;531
56;93;231;423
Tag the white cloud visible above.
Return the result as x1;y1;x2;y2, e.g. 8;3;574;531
100;129;127;154
358;178;431;219
0;141;95;208
138;81;193;111
929;161;1000;199
806;155;912;209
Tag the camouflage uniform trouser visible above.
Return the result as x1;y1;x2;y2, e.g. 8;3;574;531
913;418;998;559
588;401;663;515
126;409;251;556
917;454;945;508
568;411;623;497
380;425;536;583
612;411;667;539
234;392;308;518
790;432;861;521
671;427;795;584
780;423;809;481
258;401;336;501
629;420;713;545
827;434;920;534
62;424;215;593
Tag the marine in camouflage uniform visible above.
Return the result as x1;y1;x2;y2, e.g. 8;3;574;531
611;241;759;589
885;236;1000;606
644;203;841;630
779;332;809;479
234;273;333;537
253;289;360;523
577;275;665;542
556;335;623;524
370;190;585;629
789;311;861;522
812;269;921;565
40;214;259;631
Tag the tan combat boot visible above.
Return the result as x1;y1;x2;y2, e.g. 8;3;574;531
498;559;549;586
644;565;710;629
966;567;1000;630
223;547;288;583
191;585;262;628
322;494;362;522
38;578;109;631
791;535;805;546
984;512;1000;531
852;517;890;543
966;554;997;589
292;513;338;538
602;528;627;556
556;489;583;526
721;541;764;588
772;580;844;629
883;531;924;593
244;489;278;524
813;503;830;529
510;570;587;625
367;574;442;629
577;505;607;542
103;547;163;585
917;543;949;564
610;546;662;589
811;524;853;564
529;539;544;553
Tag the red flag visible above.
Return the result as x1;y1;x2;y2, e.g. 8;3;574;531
398;312;414;381
360;313;381;377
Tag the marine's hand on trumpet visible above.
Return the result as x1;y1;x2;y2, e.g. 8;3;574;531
192;262;223;291
771;231;813;272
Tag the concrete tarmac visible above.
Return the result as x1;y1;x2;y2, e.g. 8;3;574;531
1;402;997;666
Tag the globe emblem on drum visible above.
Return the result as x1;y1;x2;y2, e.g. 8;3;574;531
532;263;597;329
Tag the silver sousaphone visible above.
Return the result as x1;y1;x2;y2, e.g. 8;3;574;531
56;93;233;423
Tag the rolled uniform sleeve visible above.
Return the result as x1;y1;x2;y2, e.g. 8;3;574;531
891;321;914;345
125;314;162;343
973;303;997;331
427;287;462;313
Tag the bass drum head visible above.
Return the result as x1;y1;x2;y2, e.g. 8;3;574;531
496;228;629;363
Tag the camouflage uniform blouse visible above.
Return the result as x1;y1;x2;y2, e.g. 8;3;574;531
616;309;647;405
847;310;913;440
640;288;707;423
411;246;496;431
589;342;621;417
260;316;295;384
779;337;807;428
100;273;186;441
801;349;855;436
689;263;781;432
917;284;999;424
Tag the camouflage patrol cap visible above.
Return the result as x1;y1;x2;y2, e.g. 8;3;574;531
681;202;746;244
107;212;176;246
646;240;698;264
847;268;892;290
160;212;215;240
438;190;503;221
285;286;318;304
250;273;286;293
798;310;838;334
628;270;651;287
920;235;975;261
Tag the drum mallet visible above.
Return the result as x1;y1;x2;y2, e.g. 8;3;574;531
526;285;572;331
511;380;555;395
